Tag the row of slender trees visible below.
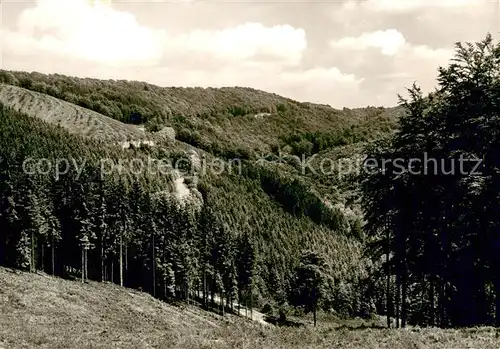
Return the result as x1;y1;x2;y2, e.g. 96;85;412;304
362;35;500;327
0;168;258;313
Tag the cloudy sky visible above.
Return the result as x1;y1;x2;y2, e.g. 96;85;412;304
1;0;498;107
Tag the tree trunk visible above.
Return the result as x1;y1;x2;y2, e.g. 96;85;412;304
84;249;88;282
250;287;253;318
495;277;500;327
221;293;225;316
163;275;167;299
81;246;85;283
100;234;105;282
395;272;401;328
476;276;487;325
125;243;128;286
439;282;446;327
119;233;123;287
41;243;45;273
211;285;214;306
203;269;207;307
313;302;317;327
85;249;89;281
429;277;435;326
401;270;407;328
51;236;55;276
386;228;391;329
31;230;35;272
152;234;156;297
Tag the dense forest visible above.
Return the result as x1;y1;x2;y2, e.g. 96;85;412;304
0;34;499;328
362;35;500;327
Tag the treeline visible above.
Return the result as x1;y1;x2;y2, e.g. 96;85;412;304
0;70;166;125
362;35;500;327
0;70;288;126
278;128;370;157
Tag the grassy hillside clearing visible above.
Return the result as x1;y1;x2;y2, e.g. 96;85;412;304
0;83;147;142
1;268;499;349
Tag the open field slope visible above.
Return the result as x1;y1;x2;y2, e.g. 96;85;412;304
0;83;146;141
0;267;229;349
1;268;500;349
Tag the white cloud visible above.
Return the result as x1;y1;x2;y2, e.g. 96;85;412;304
330;29;453;61
410;45;452;61
16;0;165;66
280;67;361;85
6;0;308;67
330;29;406;56
166;22;307;66
325;28;455;106
342;0;481;12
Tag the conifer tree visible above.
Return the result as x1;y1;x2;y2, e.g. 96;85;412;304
73;181;95;281
94;179;108;281
291;250;327;326
237;230;255;314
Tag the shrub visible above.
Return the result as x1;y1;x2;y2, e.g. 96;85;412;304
276;103;287;113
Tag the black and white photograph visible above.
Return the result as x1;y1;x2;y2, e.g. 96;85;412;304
0;0;499;347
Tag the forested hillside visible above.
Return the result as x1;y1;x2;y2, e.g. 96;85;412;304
0;86;381;320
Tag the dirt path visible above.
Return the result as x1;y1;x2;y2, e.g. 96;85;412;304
212;294;270;326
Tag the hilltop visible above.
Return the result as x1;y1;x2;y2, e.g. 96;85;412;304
0;70;401;158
